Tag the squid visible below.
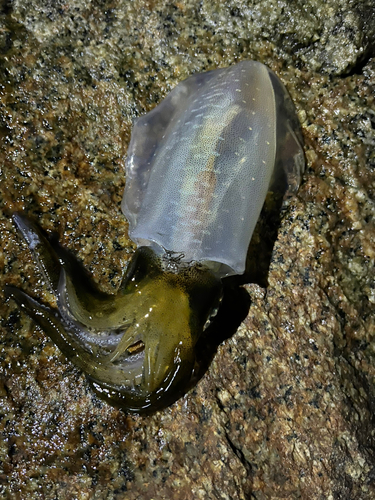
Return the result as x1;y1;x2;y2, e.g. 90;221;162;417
6;60;305;413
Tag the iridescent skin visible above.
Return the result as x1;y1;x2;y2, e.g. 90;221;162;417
6;215;222;413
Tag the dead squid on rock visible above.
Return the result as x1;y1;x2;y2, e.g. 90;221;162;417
6;60;305;413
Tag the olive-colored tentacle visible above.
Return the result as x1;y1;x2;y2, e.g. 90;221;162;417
8;214;224;413
5;285;143;387
12;213;61;294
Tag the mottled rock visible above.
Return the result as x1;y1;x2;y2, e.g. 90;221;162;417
0;0;374;499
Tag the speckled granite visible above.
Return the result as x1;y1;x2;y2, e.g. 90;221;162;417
0;0;374;498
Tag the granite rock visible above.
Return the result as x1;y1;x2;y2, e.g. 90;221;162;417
0;0;374;498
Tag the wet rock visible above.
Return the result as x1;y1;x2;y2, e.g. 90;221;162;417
0;0;374;498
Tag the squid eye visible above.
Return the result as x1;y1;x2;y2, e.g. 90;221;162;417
127;340;145;355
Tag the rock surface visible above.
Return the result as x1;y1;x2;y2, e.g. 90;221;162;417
0;0;374;498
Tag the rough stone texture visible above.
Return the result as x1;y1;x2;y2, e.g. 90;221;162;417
0;0;374;499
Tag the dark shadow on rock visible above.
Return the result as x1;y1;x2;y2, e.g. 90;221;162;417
190;283;251;391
